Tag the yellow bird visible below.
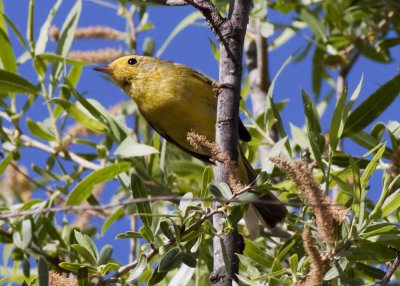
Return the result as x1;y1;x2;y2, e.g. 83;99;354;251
94;55;287;230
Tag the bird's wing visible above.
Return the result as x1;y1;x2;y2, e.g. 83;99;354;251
191;69;252;143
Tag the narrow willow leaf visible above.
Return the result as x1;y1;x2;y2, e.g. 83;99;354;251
343;73;400;136
0;70;39;95
350;131;392;159
71;244;97;265
1;13;29;51
35;0;62;54
178;192;193;216
158;247;182;272
0;7;16;72
101;206;124;235
38;256;49;286
148;268;167;285
98;245;113;265
51;0;82;82
27;0;34;50
208;38;219;62
312;47;324;98
21;219;32;250
0;151;13;175
267;96;292;156
330;85;347;149
51;98;107;133
350;156;362;219
381;188;400;218
77;267;89;286
26;118;55;141
156;11;201;57
244;239;274;267
67;162;132;205
74;231;99;263
139;225;154;242
302;90;324;170
115;136;158;158
59;262;82;272
131;173;153;228
127;255;147;282
37;53;88;66
299;8;327;42
200;166;213;199
360;143;385;189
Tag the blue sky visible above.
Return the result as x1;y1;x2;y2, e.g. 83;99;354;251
2;0;400;267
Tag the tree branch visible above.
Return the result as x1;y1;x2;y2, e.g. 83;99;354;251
183;0;251;284
2;127;101;170
380;247;400;285
140;0;189;5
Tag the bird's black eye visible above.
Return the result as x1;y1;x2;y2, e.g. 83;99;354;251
128;58;137;65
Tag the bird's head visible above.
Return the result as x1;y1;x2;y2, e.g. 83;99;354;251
94;55;158;91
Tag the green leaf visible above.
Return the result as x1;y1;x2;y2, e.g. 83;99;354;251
265;54;293;156
160;220;175;241
148;268;167;285
59;262;82;273
244;239;274;267
1;12;29;51
101;206;124;235
38;257;48;286
127;255;147;282
381;188;400;218
312;47;324;97
35;0;62;54
0;8;16;72
0;70;39;95
98;244;113;265
139;225;154;242
131;173;153;228
156;11;201;57
51;98;107;133
182;253;197;268
208;38;219;62
158;247;182;272
0;152;13;176
343;73;400;136
200;166;213;199
349;131;392;158
74;231;99;263
360;143;385;190
27;0;34;50
302;89;324;169
115;136;158;158
26;118;56;141
37;53;89;66
142;37;155;56
67;162;131;205
51;0;82;82
77;266;89;286
71;244;97;265
330;74;363;149
299;8;327;42
115;231;142;240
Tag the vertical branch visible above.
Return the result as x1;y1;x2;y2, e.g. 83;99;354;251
244;18;273;166
187;0;250;284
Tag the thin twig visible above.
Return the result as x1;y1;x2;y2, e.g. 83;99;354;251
3;127;101;170
140;0;188;5
104;206;223;284
380;247;400;285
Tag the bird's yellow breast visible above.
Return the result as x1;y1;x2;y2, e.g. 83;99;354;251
128;64;217;156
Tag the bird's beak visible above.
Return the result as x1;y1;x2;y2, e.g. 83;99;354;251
93;66;113;75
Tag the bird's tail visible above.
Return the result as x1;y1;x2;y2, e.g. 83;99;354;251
237;149;287;231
